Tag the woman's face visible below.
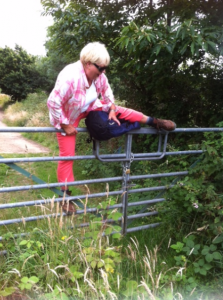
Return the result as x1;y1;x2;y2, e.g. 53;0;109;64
84;62;107;82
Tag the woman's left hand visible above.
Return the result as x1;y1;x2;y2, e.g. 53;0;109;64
108;110;120;125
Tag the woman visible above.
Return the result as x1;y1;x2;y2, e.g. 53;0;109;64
47;42;176;214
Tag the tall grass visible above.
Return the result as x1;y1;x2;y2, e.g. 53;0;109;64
1;92;223;299
0;199;184;300
0;92;12;109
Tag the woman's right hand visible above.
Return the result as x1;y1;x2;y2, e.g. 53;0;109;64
60;124;78;135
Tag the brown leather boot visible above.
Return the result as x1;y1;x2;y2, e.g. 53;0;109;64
60;190;76;215
61;201;76;215
152;118;176;131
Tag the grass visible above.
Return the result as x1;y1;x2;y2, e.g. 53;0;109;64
1;92;223;299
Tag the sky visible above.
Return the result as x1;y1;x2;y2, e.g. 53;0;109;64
0;0;53;56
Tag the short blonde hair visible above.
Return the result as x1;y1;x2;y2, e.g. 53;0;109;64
80;42;110;66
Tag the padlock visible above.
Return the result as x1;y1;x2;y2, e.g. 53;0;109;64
125;169;130;174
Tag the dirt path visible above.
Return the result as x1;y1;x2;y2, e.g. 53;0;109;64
0;110;49;154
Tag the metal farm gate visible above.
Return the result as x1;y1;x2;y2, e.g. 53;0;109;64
0;126;223;243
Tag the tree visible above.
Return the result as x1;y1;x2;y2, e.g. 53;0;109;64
41;0;223;127
0;45;47;101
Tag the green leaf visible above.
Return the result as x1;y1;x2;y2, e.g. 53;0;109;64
97;261;104;268
113;256;122;263
190;42;195;55
104;258;114;265
113;225;122;232
171;242;184;253
110;212;122;221
0;287;15;296
60;292;70;300
212;251;222;260
166;44;172;54
185;239;194;248
201;247;209;255
90;260;97;269
198;259;205;266
105;227;113;235
24;283;32;290
205;253;213;262
180;42;189;55
112;233;121;239
19;240;28;245
29;276;39;284
73;271;84;279
199;268;207;276
156;45;162;56
207;40;217;51
21;277;29;283
203;263;212;271
210;244;217;251
105;249;119;257
125;38;130;47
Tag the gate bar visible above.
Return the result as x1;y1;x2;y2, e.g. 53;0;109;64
0;171;188;193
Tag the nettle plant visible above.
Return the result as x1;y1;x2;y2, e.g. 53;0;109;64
168;130;223;277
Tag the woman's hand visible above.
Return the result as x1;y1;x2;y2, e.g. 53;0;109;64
108;110;120;126
61;124;78;135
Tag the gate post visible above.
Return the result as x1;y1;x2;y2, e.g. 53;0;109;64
121;134;133;235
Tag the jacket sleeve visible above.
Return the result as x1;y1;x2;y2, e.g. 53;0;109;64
97;74;115;110
47;81;73;126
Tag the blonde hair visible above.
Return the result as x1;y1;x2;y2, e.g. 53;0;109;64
80;42;110;66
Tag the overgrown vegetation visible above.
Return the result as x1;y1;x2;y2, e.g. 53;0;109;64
1;0;223;298
1;93;223;299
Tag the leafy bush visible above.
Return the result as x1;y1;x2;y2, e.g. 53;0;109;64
0;45;49;101
166;127;223;278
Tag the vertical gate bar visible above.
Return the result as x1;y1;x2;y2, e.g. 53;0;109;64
121;134;132;235
158;134;162;152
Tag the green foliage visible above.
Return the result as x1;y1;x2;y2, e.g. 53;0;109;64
0;45;48;101
116;17;223;126
41;0;223;129
0;197;125;299
18;276;39;291
166;130;223;278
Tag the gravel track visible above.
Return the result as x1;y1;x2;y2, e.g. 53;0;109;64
0;110;49;154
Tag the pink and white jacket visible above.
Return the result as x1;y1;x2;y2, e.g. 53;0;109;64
47;60;115;129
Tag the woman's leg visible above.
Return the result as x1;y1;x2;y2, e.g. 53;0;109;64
114;106;144;123
57;112;88;190
115;106;176;131
56;133;76;189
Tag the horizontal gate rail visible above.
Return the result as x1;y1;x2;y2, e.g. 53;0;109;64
0;171;188;193
0;150;204;164
0;126;223;241
0;185;167;209
0;126;223;133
